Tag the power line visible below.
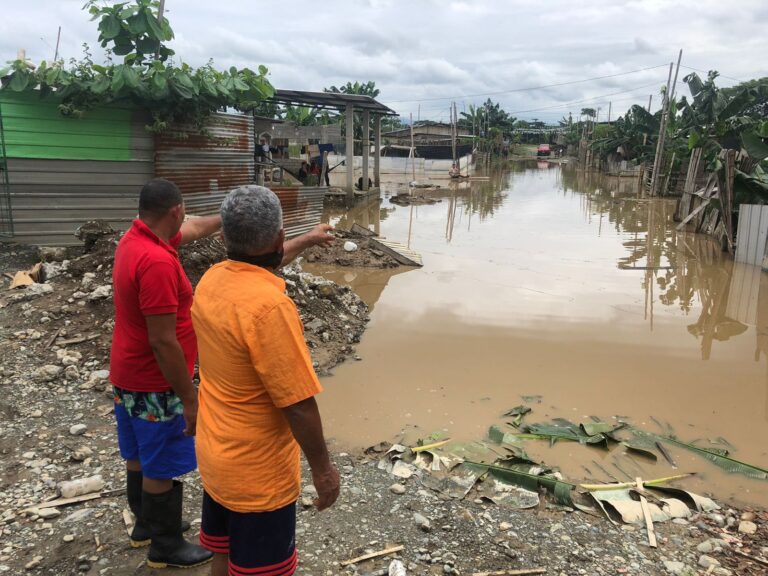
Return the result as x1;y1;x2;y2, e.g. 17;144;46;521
507;82;661;115
404;80;662;118
381;63;669;104
679;65;743;83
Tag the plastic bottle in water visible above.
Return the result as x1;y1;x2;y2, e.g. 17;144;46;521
388;559;406;576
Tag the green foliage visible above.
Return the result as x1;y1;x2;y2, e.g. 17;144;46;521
458;99;516;140
0;1;274;132
324;80;380;98
590;104;660;162
322;80;382;153
677;71;767;163
280;104;335;126
85;0;174;64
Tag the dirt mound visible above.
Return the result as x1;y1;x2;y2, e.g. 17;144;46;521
389;192;442;206
1;221;369;375
304;228;401;268
178;236;227;286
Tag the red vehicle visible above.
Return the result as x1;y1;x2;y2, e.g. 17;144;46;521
536;144;551;157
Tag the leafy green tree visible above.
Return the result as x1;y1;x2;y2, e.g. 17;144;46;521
322;81;382;153
677;71;768;163
85;0;174;64
0;0;273;132
324;81;380;98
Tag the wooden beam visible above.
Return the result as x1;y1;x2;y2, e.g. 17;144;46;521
345;104;354;200
340;545;404;567
362;110;370;191
374;115;381;188
636;478;658;548
676;199;710;231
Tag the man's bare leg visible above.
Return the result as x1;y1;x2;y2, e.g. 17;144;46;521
212;553;228;576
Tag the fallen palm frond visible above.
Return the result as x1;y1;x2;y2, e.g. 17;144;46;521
503;405;532;428
579;473;693;491
519;418;624;448
633;429;768;480
465;461;575;506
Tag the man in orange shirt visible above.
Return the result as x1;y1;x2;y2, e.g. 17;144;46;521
191;185;340;576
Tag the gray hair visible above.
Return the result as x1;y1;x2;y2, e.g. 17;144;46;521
220;185;283;254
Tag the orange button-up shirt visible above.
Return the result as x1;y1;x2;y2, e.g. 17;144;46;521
191;260;323;513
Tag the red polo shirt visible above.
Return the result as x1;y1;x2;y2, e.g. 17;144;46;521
109;219;196;393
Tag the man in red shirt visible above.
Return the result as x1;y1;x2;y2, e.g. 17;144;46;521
110;178;332;569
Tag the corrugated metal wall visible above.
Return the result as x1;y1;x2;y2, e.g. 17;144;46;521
183;184;326;239
2;92;153;245
155;112;254;213
735;204;768;266
274;186;327;237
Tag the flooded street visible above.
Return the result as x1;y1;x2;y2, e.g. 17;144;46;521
307;161;768;508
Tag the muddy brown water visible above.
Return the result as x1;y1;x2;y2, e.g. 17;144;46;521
305;161;768;508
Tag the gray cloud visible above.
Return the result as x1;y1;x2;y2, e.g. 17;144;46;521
1;0;766;123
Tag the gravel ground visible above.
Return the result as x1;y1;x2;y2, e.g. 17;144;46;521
0;236;766;576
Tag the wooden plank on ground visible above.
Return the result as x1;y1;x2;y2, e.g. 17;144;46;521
369;238;423;267
23;488;125;512
350;223;377;237
471;569;547;576
340;545;404;567
635;477;658;548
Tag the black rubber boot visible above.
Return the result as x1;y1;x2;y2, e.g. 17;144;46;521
143;481;212;569
127;471;192;548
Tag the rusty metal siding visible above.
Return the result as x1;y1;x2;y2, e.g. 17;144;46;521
155;112;254;208
184;185;326;239
274;186;327;237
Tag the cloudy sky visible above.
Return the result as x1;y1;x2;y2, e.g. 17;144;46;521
2;0;767;123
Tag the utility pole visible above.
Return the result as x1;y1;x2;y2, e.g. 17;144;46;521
650;63;674;196
53;26;61;62
607;101;612;123
155;0;166;60
647;94;653;112
650;50;683;196
410;113;416;183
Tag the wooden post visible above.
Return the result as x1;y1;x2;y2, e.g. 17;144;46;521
54;26;61;62
451;102;457;166
362;110;370;191
650;62;674;196
410;112;416;183
345;104;354;200
651;51;683;196
669;49;683;100
155;0;166;60
374;115;381;188
319;151;329;188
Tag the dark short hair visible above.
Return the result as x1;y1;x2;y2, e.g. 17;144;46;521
139;178;183;217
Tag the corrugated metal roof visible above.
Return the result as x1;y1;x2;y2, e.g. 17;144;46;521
268;90;398;116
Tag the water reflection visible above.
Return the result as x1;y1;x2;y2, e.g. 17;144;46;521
316;161;768;506
559;165;765;359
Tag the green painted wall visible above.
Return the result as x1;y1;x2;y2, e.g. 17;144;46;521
0;92;134;161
